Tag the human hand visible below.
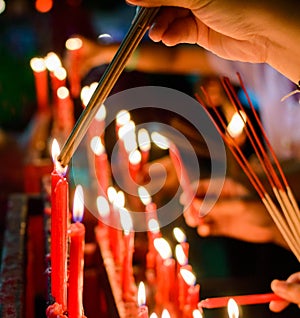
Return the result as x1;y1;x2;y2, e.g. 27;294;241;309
182;178;287;247
270;272;300;312
126;0;300;82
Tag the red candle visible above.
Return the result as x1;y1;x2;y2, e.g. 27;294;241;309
198;293;282;309
51;139;68;310
178;266;193;311
30;57;49;113
137;281;149;318
68;185;85;318
65;37;83;98
120;208;135;302
129;149;142;182
56;86;75;135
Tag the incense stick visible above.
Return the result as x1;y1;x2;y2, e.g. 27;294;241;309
196;76;300;261
57;7;159;167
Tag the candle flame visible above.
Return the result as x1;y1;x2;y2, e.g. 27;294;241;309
149;314;158;318
73;185;84;222
118;120;136;139
57;86;70;99
161;309;170;318
180;268;196;286
227;298;239;318
138;128;151;152
80;86;91;106
137;281;146;306
173;227;186;243
115;190;125;208
53;66;67;81
227;111;246;138
192;309;203;318
151;132;170;150
107;186;117;203
116;109;130;127
45;52;61;72
51;139;68;175
138;186;152;205
154;238;172;259
30;57;46;72
175;244;187;266
65;37;83;51
148;219;160;234
96;196;110;219
129;149;142;165
120;208;133;233
90;136;105;156
95;104;106;121
98;33;112;40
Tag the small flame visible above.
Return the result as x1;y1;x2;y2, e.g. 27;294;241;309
138;128;151;152
73;185;84;222
30;57;46;72
65;37;83;51
173;227;186;243
138;186;152;205
149;314;158;318
80;86;91;106
53;66;67;81
227;298;239;318
227;111;246;138
192;309;203;318
148;219;160;234
137;281;146;306
116;110;130;127
57;86;69;100
107;186;117;203
45;52;61;72
114;191;125;208
120;208;133;234
129;149;142;165
161;309;170;318
180;268;196;286
175;244;187;266
154;238;172;259
51;139;67;175
118;120;136;139
151;132;170;150
98;33;112;40
95;104;106;121
96;196;110;219
90;136;105;156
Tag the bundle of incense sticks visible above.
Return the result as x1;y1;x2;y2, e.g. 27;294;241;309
196;73;300;262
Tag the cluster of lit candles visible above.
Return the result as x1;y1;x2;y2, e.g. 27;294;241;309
29;37;282;318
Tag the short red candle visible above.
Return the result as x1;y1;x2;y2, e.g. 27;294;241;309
68;222;85;318
137;282;149;318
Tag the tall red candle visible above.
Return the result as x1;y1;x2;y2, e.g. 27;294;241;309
68;185;85;318
30;57;49;113
120;208;135;302
51;139;68;310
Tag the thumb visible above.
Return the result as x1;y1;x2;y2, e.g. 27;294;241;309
270;279;300;308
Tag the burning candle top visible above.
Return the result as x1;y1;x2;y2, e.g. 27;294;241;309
173;227;186;243
52;139;68;175
45;52;62;72
180;268;197;287
154;237;172;260
120;207;133;235
161;309;171;318
72;184;84;222
227;298;239;318
192;309;203;318
96;195;110;221
175;244;188;267
138;281;146;306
